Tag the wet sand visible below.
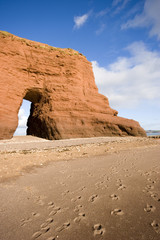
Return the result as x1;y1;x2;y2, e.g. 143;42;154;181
0;137;160;240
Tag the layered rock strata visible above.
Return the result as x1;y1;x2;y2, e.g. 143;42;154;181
0;31;146;140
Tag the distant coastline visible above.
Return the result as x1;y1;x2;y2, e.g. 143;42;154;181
146;130;160;136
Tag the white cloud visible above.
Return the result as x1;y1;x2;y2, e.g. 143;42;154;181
113;0;130;15
112;0;123;7
96;8;109;17
121;0;160;40
14;108;28;136
96;23;106;35
14;127;27;136
74;12;91;29
92;41;160;109
18;108;28;128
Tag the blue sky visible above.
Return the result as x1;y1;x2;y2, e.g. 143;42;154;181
0;0;160;135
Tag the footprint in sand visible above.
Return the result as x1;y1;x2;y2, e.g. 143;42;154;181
144;171;152;177
32;231;42;239
20;218;32;227
74;205;83;213
60;182;66;186
118;184;126;190
150;193;160;202
40;218;54;228
49;207;61;216
151;220;160;233
46;237;55;240
111;209;124;216
56;222;70;233
87;172;93;177
62;190;70;196
144;204;156;212
71;196;82;202
147;178;156;184
93;224;105;236
67;175;72;179
116;179;122;183
89;194;98;203
78;186;86;191
31;226;50;239
146;185;154;190
74;213;86;223
110;194;120;200
48;201;54;209
32;212;40;217
95;181;108;189
125;174;132;177
35;196;45;206
32;217;54;239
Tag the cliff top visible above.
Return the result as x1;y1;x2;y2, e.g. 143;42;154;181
0;30;85;57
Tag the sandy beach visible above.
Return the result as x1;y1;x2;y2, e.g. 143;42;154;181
0;136;160;240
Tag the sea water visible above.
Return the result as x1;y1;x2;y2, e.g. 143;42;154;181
146;132;160;136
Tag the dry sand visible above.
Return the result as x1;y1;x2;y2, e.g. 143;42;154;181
0;136;160;240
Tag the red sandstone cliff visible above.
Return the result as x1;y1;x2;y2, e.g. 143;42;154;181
0;31;146;140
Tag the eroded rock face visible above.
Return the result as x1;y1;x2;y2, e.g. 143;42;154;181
0;31;146;140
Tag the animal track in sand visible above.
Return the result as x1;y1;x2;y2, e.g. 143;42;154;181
34;196;46;206
78;186;86;191
116;179;122;183
111;209;124;216
31;226;50;239
74;213;86;223
32;231;42;239
151;220;160;233
74;205;83;213
32;212;40;217
147;178;156;184
62;190;70;196
150;193;160;202
125;174;132;177
146;185;154;190
32;217;54;239
143;171;152;177
40;218;54;228
48;201;54;206
110;194;120;200
46;237;55;240
89;194;98;203
118;184;126;190
144;204;156;212
67;175;72;179
71;196;82;202
87;172;93;177
49;207;61;216
20;218;32;226
47;201;55;209
95;181;108;189
93;224;105;236
56;222;70;232
111;168;118;174
41;226;50;234
60;181;67;186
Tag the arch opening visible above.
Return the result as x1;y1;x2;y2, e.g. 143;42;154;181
14;99;31;136
14;87;61;139
24;88;43;104
14;88;44;136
